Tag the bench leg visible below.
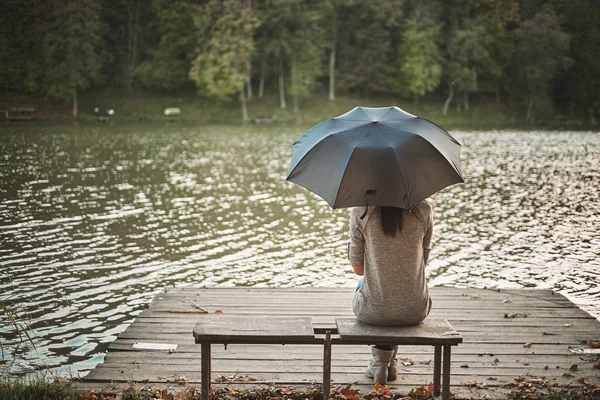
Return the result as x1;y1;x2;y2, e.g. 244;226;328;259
323;331;332;399
442;345;452;400
433;345;441;396
201;343;212;400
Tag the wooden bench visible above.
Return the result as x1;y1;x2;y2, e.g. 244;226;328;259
5;107;35;121
193;316;462;400
164;107;181;117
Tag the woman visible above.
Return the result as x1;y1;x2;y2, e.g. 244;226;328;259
348;201;433;384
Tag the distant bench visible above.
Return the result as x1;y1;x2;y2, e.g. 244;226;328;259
164;107;181;117
193;316;462;400
5;107;35;121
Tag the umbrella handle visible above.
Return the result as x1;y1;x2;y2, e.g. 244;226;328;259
359;190;377;219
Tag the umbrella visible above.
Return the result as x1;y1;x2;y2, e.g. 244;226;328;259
286;106;463;211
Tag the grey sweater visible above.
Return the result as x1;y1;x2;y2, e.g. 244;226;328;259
348;202;433;326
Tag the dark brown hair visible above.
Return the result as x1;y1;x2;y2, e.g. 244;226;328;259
380;206;403;238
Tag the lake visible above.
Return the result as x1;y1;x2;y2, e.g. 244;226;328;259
0;123;598;378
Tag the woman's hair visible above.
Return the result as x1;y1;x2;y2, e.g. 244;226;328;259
380;206;403;238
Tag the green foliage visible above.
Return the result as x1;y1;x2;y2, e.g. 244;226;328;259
513;6;572;119
336;0;404;93
190;0;256;99
42;0;104;100
398;15;442;98
136;0;197;90
551;0;600;121
1;0;599;125
445;20;490;94
0;378;79;400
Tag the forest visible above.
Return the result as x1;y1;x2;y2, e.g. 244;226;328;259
1;0;599;124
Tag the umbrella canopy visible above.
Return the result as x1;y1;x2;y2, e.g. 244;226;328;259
286;106;463;210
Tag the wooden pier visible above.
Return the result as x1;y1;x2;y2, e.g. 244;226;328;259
81;287;600;399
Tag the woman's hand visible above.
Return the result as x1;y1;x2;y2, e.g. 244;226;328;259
352;264;364;276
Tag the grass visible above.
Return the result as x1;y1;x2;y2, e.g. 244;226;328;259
0;378;79;400
2;88;596;131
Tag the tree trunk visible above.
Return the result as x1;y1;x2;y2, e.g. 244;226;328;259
72;88;78;119
495;81;501;105
526;99;534;123
240;88;249;123
464;92;469;111
442;84;454;116
279;64;286;109
246;61;253;99
329;43;336;101
126;0;140;92
258;56;266;98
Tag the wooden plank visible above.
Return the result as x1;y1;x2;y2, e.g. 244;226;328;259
334;318;462;345
192;316;315;344
83;369;598;387
75;381;511;400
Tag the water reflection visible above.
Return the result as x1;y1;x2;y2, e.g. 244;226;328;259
0;124;598;378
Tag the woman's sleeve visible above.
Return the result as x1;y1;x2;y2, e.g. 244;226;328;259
348;209;365;266
423;208;434;265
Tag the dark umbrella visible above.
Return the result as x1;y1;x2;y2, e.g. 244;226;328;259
286;106;463;211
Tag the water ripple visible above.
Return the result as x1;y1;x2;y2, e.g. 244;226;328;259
0;125;598;378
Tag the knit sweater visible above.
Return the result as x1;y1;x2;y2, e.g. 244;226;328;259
348;202;433;326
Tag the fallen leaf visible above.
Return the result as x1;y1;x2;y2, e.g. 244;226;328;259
215;309;223;313
471;295;483;299
514;377;525;382
426;382;434;393
372;382;390;396
570;364;578;371
524;342;533;348
461;363;470;368
401;357;414;366
340;384;360;399
503;297;512;303
587;339;600;348
564;323;573;327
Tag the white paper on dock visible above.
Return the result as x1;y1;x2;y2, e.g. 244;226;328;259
132;342;178;351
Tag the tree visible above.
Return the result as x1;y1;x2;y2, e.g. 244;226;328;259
442;20;490;115
43;0;104;118
551;0;600;124
514;7;571;122
335;1;403;94
190;0;257;122
476;0;520;104
321;0;356;101
136;0;197;90
288;4;325;112
398;15;442;105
